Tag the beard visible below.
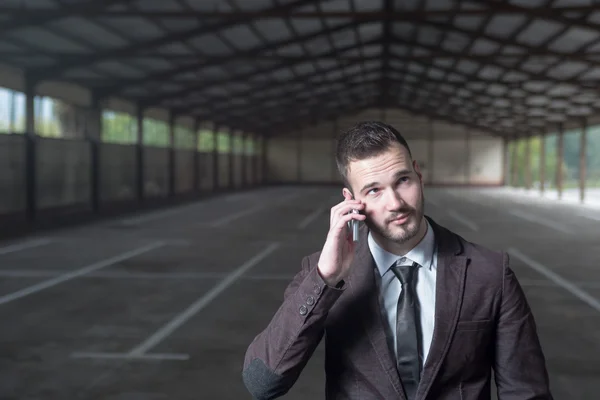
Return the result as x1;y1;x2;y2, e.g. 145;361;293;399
365;191;425;245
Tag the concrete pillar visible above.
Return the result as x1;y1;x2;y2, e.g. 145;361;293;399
465;127;471;185
297;128;303;182
168;112;175;197
212;123;219;190
228;129;234;189
557;123;564;200
136;106;144;203
24;76;37;221
580;117;587;204
25;77;36;135
241;131;247;188
540;132;546;195
89;94;102;212
261;135;268;184
525;136;531;190
193;118;200;192
9;89;16;132
511;135;519;187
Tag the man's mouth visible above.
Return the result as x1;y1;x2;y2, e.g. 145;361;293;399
388;212;411;224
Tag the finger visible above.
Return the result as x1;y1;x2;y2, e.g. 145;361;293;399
331;212;366;237
330;200;362;225
332;202;365;226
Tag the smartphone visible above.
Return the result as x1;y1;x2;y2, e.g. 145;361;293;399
348;195;360;242
351;209;360;242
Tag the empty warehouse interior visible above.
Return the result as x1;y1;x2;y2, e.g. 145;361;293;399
1;1;599;399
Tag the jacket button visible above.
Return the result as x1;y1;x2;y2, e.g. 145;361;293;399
314;285;321;295
306;295;315;306
299;305;308;315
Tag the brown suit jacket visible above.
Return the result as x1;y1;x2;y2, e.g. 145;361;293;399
242;216;553;399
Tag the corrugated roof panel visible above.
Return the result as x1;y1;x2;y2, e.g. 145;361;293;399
478;65;504;80
291;19;323;35
393;22;415;38
159;18;202;33
417;26;443;47
455;59;480;74
62;69;108;80
3;0;57;8
137;0;184;11
6;55;56;67
516;19;565;47
321;0;351;11
253;19;293;41
546;61;589;79
156;42;195;55
128;57;175;72
361;44;382;56
98;17;165;41
183;0;228;11
48;17;130;49
579;66;600;80
7;27;91;53
470;38;501;55
0;40;23;52
454;16;485;31
94;61;146;78
485;14;527;37
188;34;231;55
219;25;263;50
441;31;470;52
330;28;358;48
549;26;599;52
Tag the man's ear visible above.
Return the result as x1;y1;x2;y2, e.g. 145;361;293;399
413;159;423;182
342;187;354;200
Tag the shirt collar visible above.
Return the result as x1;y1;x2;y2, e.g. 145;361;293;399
368;218;436;277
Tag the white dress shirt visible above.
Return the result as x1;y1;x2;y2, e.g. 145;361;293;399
368;218;437;367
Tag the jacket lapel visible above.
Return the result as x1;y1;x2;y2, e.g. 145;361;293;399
348;223;406;399
416;217;468;400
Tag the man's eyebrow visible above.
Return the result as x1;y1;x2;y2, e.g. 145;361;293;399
359;169;413;193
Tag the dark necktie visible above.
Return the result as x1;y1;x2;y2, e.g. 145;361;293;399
391;261;421;400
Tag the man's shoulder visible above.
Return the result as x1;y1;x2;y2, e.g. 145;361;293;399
449;230;508;288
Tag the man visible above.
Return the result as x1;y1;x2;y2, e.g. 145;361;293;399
242;121;553;399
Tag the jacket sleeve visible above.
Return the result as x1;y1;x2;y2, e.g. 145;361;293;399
493;252;554;399
242;254;345;399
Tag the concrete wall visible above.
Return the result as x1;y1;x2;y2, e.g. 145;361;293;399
175;150;195;194
37;138;91;208
143;147;169;197
0;135;26;213
218;154;229;188
266;108;504;186
99;143;136;202
198;152;213;191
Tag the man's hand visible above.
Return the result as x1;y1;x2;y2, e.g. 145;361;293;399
317;197;366;286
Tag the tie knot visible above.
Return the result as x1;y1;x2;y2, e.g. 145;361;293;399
391;260;418;284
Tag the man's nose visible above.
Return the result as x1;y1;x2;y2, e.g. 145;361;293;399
386;190;404;210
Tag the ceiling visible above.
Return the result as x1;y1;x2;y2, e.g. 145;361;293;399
1;0;600;137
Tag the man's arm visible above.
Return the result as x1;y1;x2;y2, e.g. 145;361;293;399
242;253;345;400
493;252;553;399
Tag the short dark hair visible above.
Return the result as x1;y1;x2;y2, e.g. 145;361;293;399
335;121;413;188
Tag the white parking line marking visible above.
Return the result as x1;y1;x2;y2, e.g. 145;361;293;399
446;210;479;231
0;242;165;306
298;207;324;230
128;242;280;356
508;209;573;235
509;248;600;313
0;238;53;256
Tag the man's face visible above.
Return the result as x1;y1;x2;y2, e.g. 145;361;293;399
344;142;425;246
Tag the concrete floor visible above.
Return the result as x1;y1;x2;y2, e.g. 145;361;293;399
0;185;599;399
